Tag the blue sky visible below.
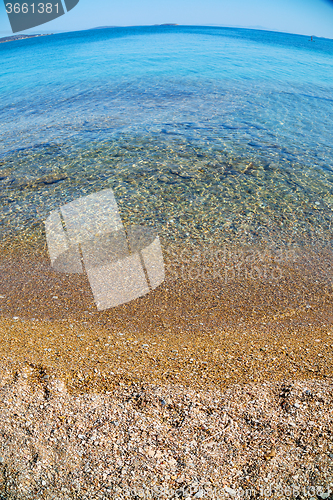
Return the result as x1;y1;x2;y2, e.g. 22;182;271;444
1;0;333;38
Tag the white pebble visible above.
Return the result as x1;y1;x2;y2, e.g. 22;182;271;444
224;486;236;496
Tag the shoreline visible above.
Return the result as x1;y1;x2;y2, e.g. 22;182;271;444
0;34;52;44
0;240;332;386
0;242;332;391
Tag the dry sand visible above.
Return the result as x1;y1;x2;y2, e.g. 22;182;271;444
0;361;333;499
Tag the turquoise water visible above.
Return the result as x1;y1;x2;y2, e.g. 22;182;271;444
0;25;333;251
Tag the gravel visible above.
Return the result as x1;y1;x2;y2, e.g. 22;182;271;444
0;361;333;499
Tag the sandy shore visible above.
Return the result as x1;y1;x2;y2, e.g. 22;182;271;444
0;242;332;388
0;242;332;497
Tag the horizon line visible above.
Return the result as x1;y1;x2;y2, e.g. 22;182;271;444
1;23;332;41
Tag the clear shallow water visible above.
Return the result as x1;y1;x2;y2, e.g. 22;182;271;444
0;25;332;252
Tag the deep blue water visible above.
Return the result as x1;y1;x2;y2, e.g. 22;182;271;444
0;25;332;249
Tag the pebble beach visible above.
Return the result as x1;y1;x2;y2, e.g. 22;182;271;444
1;362;333;499
0;246;333;497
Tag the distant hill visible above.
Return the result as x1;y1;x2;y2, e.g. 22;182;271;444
89;26;118;30
0;34;51;44
89;24;179;31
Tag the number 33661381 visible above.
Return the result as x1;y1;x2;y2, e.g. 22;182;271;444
5;3;59;14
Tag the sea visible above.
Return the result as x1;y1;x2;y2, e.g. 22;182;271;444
0;25;332;319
